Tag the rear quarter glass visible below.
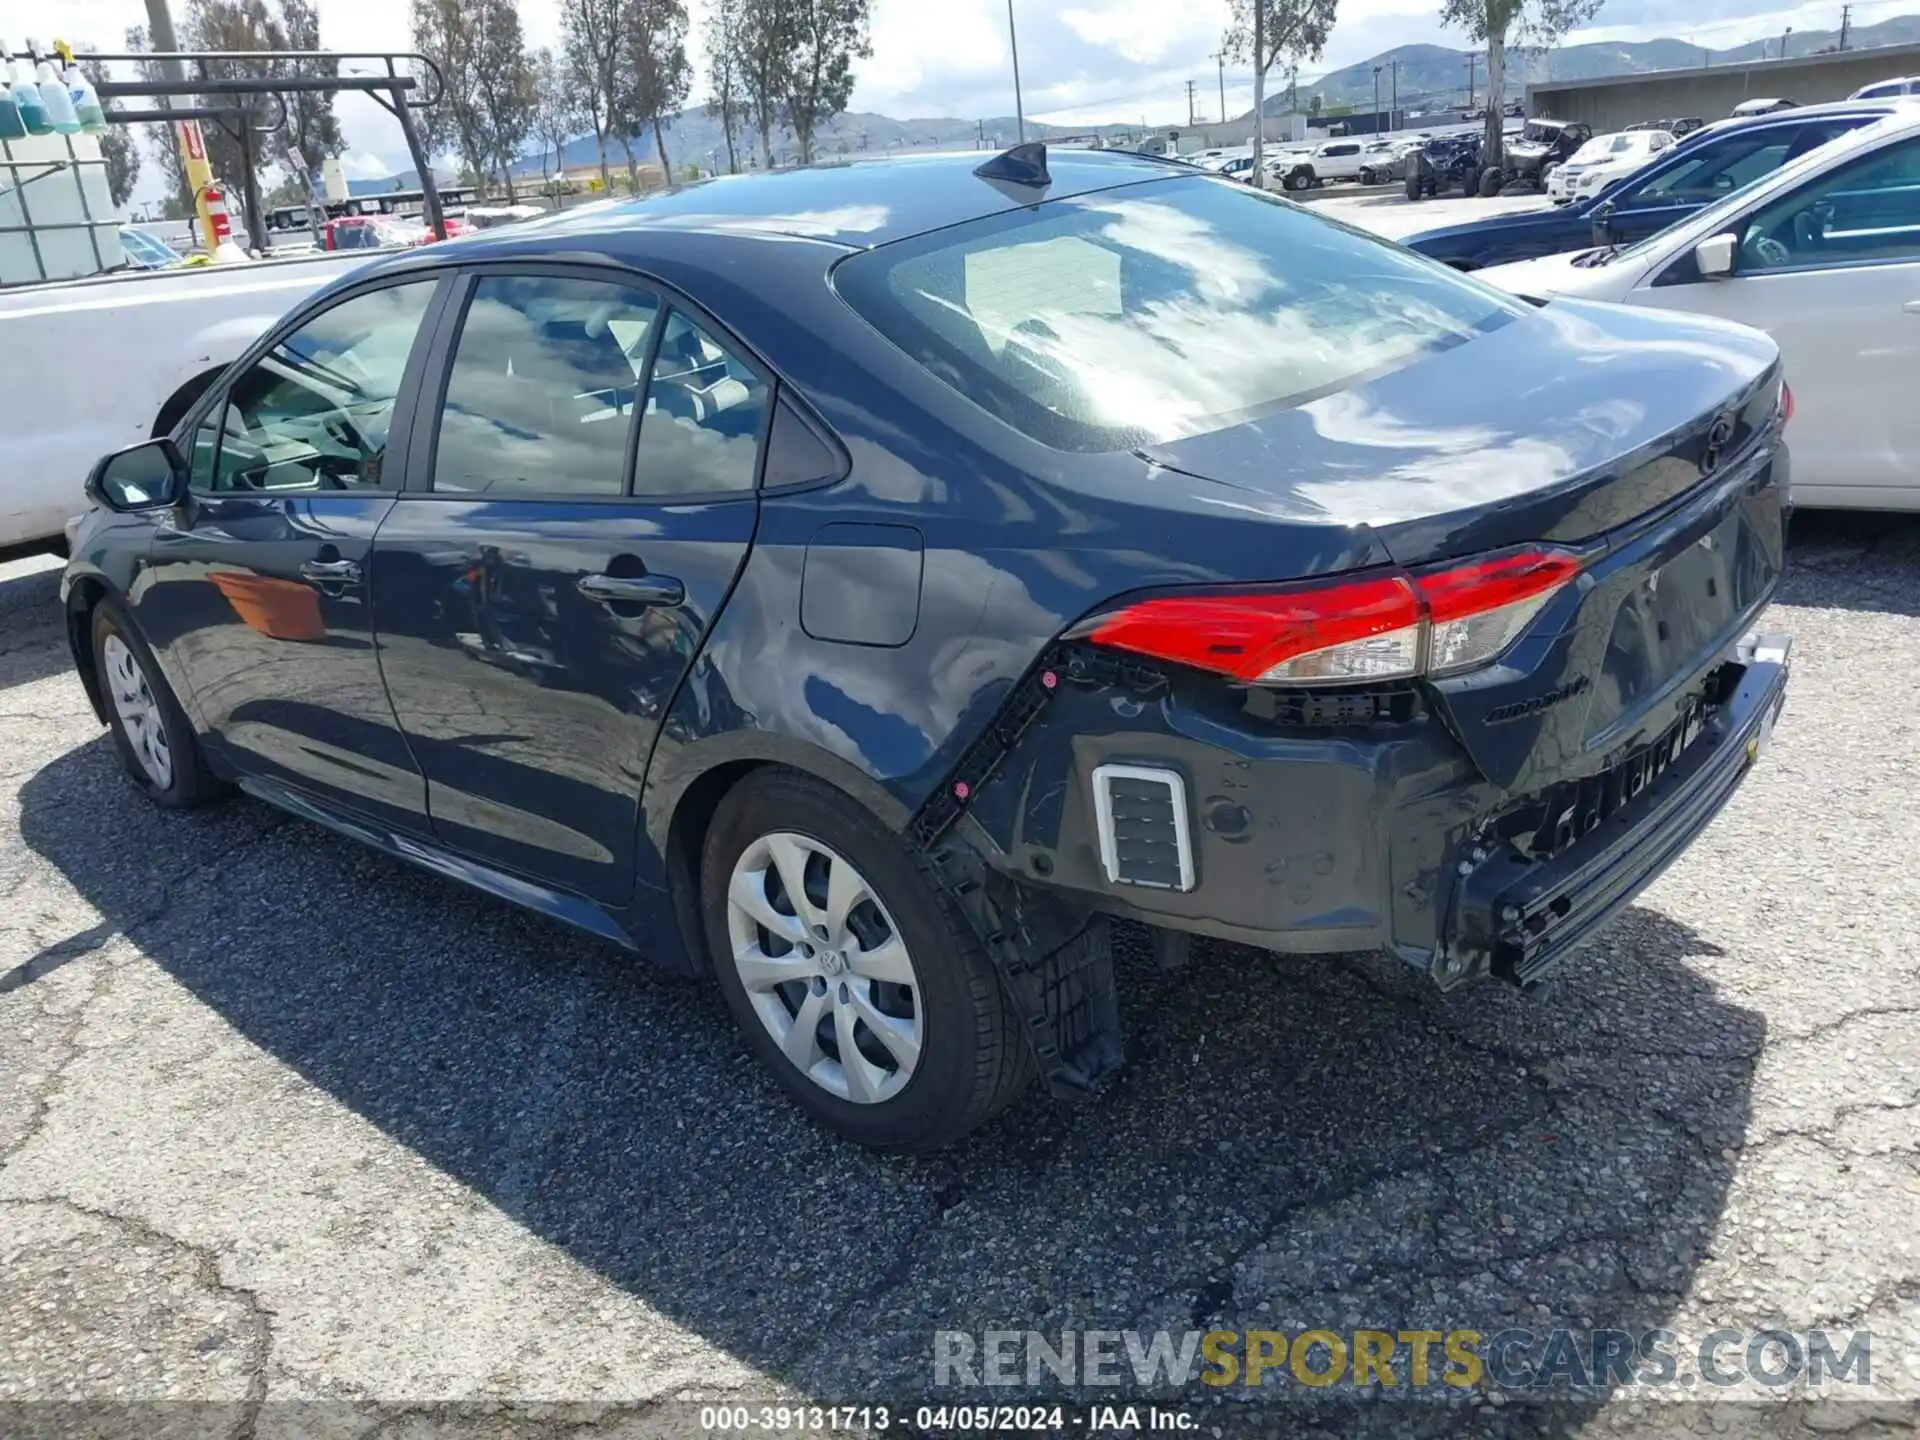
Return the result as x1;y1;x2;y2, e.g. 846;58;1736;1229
832;176;1531;454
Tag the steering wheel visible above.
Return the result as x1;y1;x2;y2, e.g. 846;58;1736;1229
1750;234;1793;268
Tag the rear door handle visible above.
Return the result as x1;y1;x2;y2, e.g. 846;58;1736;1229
578;572;685;608
299;558;362;583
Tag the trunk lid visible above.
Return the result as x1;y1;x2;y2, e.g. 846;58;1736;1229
1139;299;1787;794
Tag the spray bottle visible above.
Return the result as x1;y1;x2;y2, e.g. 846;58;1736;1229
3;40;52;135
0;40;26;139
30;41;81;134
56;41;107;134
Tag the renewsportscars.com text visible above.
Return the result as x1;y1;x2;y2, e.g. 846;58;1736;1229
933;1328;1872;1391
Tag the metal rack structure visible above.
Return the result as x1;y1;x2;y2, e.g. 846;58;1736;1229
0;131;117;284
1;45;447;281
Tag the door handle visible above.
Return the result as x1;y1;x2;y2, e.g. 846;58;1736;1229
299;558;362;583
578;572;685;608
1904;300;1920;314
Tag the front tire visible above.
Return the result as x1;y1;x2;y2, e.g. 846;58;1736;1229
701;768;1031;1152
91;598;223;809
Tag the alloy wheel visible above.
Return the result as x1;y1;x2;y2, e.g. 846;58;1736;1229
102;634;173;790
725;831;923;1104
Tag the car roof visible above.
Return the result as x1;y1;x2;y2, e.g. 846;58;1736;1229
441;149;1187;254
1678;97;1905;147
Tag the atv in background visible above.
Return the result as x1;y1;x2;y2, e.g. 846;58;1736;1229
1405;134;1484;199
1477;118;1593;196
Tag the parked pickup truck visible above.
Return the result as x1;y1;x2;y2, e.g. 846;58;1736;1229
1;251;372;558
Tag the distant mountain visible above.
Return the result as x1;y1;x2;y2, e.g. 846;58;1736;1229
360;14;1920;190
1283;15;1920;114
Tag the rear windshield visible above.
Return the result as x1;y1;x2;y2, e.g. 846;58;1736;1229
834;176;1523;453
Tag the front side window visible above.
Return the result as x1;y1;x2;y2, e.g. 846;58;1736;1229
432;274;660;497
835;176;1522;453
1739;135;1920;271
192;280;437;493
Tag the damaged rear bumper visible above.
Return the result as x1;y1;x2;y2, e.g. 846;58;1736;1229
946;632;1789;992
1443;634;1789;988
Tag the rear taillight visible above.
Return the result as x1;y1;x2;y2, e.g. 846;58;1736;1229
1086;548;1582;688
1780;382;1795;426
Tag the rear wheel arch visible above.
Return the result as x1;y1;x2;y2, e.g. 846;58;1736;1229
652;741;915;978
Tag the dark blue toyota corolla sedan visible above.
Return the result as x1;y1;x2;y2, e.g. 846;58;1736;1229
62;145;1792;1151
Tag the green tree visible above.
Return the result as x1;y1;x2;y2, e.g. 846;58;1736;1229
413;0;532;200
618;0;690;184
1223;0;1339;188
705;0;747;173
125;24;192;214
733;0;787;166
559;0;632;189
1440;0;1602;168
530;47;583;186
770;0;869;165
270;0;344;200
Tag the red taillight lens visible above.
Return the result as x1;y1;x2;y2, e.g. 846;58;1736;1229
1780;382;1794;426
1087;548;1582;687
1418;549;1584;677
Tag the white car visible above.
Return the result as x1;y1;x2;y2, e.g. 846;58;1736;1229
1852;76;1920;100
1477;110;1920;511
1546;129;1675;203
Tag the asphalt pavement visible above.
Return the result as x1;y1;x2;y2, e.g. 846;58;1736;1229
4;513;1920;1438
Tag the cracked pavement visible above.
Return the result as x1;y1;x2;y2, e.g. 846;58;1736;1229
4;516;1920;1438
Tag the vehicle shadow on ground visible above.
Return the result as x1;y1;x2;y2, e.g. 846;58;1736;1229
17;735;1761;1430
1780;511;1920;618
0;562;69;694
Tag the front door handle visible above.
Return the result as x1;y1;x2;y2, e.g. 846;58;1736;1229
299;558;362;584
578;572;685;608
1904;299;1920;314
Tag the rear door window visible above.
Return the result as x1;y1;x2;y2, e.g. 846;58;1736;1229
430;274;660;497
835;175;1522;453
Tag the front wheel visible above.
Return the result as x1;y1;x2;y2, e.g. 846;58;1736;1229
91;597;224;809
701;768;1032;1152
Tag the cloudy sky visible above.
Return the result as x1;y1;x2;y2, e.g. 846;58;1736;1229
2;0;1896;186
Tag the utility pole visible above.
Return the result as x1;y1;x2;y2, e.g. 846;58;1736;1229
1373;65;1382;129
1006;0;1025;142
1213;51;1227;129
1840;4;1851;49
1186;79;1198;127
1390;59;1399;126
1466;53;1478;108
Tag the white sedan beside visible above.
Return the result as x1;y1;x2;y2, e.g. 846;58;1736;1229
1545;128;1676;203
1479;109;1920;511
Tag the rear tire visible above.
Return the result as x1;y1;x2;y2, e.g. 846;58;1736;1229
1478;166;1505;197
91;597;224;809
700;768;1032;1152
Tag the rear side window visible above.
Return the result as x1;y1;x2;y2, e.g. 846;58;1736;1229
432;275;659;497
835;176;1522;453
631;312;769;496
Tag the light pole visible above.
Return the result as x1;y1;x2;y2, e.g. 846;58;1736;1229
1007;0;1025;143
1373;65;1381;128
1780;26;1793;59
1214;51;1227;130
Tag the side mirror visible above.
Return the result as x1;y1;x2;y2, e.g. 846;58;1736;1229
85;438;188;513
1589;199;1618;247
1694;232;1738;278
